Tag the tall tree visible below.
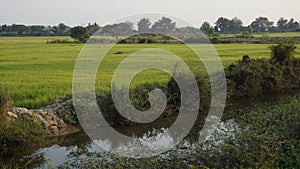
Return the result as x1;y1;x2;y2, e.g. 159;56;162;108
151;17;176;33
70;26;89;43
200;22;211;34
137;18;151;33
277;17;288;31
57;23;70;34
1;25;8;32
286;18;299;30
176;26;199;33
250;17;274;32
208;26;214;36
248;25;253;36
86;22;100;35
29;25;45;32
102;22;133;40
229;17;243;33
215;17;231;33
9;24;30;34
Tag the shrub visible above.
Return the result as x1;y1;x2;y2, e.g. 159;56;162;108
210;37;219;43
261;33;271;40
46;39;77;44
225;56;300;99
97;83;178;128
270;41;297;66
242;55;250;63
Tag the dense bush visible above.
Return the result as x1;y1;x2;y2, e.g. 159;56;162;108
226;54;300;99
270;41;297;66
97;83;183;127
46;39;78;44
97;70;211;132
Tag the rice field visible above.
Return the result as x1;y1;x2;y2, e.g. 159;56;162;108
0;37;299;108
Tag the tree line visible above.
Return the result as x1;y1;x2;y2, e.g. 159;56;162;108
0;16;299;38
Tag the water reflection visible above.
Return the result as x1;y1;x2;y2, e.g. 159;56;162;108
3;116;243;168
12;132;101;168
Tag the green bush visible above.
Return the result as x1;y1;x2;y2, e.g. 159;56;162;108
46;39;78;44
226;58;278;98
97;82;180;127
226;54;300;99
270;41;297;66
262;33;271;40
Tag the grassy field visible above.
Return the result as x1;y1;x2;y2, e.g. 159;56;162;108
1;37;300;108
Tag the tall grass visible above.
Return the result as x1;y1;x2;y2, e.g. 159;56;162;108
0;87;9;120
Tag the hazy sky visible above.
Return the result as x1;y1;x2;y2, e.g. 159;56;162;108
1;0;299;27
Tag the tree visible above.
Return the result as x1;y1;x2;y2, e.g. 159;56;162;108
270;41;296;66
176;26;199;33
86;22;100;35
151;17;176;33
1;25;8;32
215;17;231;33
250;17;274;32
286;18;299;31
102;22;134;40
9;24;30;34
137;18;151;33
248;25;253;36
208;26;214;36
200;22;211;34
57;23;70;34
29;25;45;32
229;17;243;33
277;17;288;31
70;26;89;43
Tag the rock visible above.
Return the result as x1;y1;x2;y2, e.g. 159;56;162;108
6;95;79;137
65;94;72;100
54;99;62;103
49;125;60;136
7;111;18;119
8;107;34;120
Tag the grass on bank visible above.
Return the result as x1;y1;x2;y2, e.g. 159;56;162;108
0;88;44;154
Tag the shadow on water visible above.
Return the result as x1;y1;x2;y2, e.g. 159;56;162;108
0;132;98;168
